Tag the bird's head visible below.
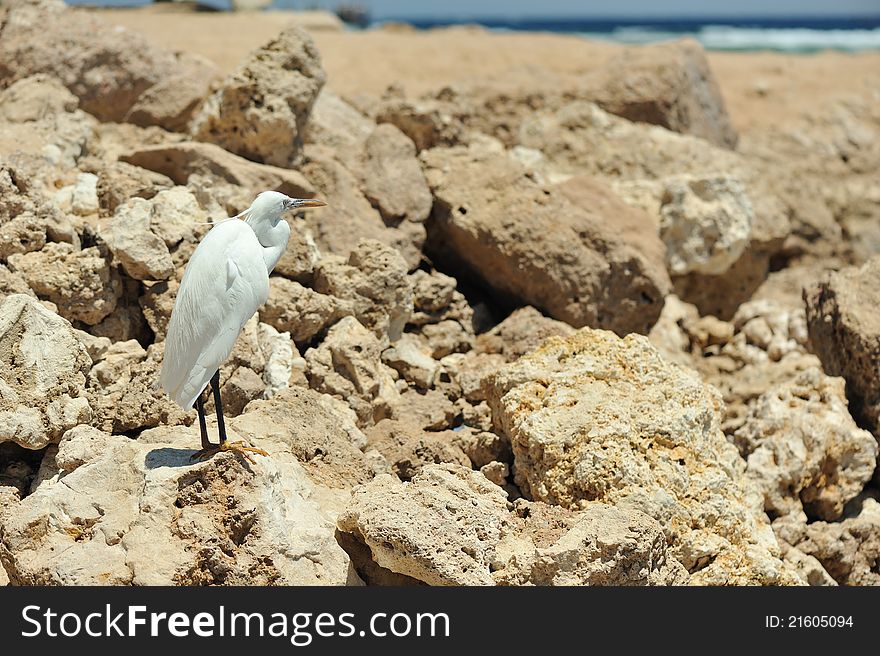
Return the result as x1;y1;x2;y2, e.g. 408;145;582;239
242;191;327;226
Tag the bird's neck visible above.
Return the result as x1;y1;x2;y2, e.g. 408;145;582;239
247;216;290;274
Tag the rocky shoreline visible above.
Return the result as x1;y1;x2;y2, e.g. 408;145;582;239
0;0;878;586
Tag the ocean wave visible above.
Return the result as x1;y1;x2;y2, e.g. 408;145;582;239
580;25;880;52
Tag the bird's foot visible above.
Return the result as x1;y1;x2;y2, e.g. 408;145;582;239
190;441;269;465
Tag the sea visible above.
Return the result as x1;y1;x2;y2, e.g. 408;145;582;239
63;1;880;53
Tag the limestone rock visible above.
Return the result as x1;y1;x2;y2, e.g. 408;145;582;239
125;55;219;132
0;424;354;585
101;197;174;281
87;341;190;434
365;419;470;481
300;147;421;267
337;464;687;586
361;123;432;227
804;257;880;437
423;147;670;335
583;39;738;148
260;277;350;344
485;328;801;585
390;389;458;431
229;386;372;490
84;159;174;214
775;501;880;586
7;243;122;326
138;279;177;341
375;96;464;151
0;295;92;449
313;240;413;341
476;306;575;361
191;26;326;167
734;367;877;521
0;0;216;125
658;175;754;276
382;333;439;389
305;89;375;159
121;141;315;199
305;316;401;427
0;74;95;168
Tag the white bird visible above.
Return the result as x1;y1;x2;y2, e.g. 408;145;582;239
160;190;326;461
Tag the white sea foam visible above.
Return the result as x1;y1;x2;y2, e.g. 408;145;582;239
578;25;880;52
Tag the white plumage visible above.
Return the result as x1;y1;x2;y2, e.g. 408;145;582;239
160;191;324;411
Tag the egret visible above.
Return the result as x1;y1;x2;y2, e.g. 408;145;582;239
159;190;327;462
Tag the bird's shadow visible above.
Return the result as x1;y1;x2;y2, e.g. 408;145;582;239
144;447;258;474
144;447;201;470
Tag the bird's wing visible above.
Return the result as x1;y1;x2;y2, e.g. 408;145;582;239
160;221;270;409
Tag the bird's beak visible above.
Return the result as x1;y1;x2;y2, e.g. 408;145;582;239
285;198;328;210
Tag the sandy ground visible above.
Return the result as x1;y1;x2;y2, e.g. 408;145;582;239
91;6;880;133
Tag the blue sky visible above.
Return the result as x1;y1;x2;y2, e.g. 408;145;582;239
304;0;880;19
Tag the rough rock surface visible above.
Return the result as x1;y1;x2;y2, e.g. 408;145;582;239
260;277;350;344
191;26;326;167
7;243;122;326
658;175;755;276
313;240;413;341
0;424;356;585
365;420;470;481
361;123;432;227
86;341;190;434
101;198;174;281
485;328;800;585
0;0;216;125
121;141;315;199
300;147;421;268
774;501;880;586
305;316;401;427
804;257;880;437
337;464;688;585
734;367;877;521
477;306;575;361
423;147;670;335
0;295;92;449
583;39;738;148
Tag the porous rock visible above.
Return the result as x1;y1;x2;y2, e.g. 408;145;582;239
734;367;877;521
337;464;687;586
191;26;326;167
0;424;355;585
485;328;801;585
804;257;880;437
0;295;92;449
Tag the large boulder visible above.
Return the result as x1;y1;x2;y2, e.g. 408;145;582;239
423;146;670;335
583;39;738;148
0;424;356;585
485;328;801;585
804;257;880;438
191;26;326;167
0;295;92;449
0;0;217;127
337;464;687;586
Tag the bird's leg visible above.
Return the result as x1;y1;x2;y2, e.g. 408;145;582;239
210;369;227;444
191;369;268;464
195;391;212;450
